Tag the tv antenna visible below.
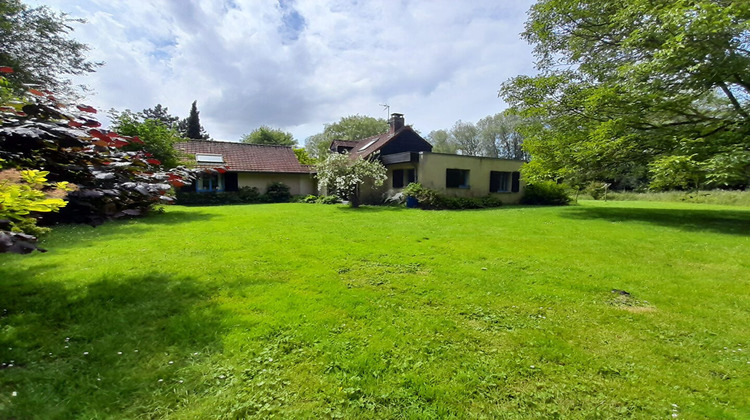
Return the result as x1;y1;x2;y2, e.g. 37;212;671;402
379;103;390;118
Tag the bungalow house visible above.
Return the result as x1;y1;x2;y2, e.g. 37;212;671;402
332;113;526;204
175;140;316;195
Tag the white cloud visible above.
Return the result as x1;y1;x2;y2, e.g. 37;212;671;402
28;0;536;143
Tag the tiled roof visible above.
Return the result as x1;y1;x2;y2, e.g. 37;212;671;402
175;141;313;174
347;127;408;159
330;140;360;150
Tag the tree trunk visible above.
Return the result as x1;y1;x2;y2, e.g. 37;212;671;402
349;188;360;208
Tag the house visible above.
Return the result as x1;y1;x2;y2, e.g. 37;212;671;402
175;140;316;195
331;113;526;204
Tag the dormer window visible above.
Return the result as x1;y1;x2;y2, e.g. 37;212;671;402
195;153;223;164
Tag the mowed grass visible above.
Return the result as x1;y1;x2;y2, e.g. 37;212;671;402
1;201;749;419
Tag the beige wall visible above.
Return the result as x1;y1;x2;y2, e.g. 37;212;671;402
359;154;526;204
238;172;316;196
359;162;416;203
417;153;525;203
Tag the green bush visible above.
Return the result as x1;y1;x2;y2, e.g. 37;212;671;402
299;195;341;204
521;181;571;205
265;182;291;203
434;195;503;210
403;183;503;210
175;187;265;206
403;183;440;209
317;195;340;204
238;186;262;202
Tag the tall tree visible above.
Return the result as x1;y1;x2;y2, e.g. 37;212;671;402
0;0;100;95
476;112;528;160
241;126;296;146
305;115;389;159
500;0;750;190
449;120;482;156
179;100;210;140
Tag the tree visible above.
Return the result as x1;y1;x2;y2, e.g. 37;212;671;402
450;120;482;156
293;148;315;165
476;112;528;160
142;104;179;129
179;100;210;140
305;115;389;159
427;129;457;154
304;133;331;161
241;126;296;146
0;0;100;95
500;0;750;189
315;153;387;208
323;115;389;141
109;109;184;168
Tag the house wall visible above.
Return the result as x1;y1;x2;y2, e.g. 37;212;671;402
416;153;525;203
359;154;526;205
237;172;316;196
359;162;417;204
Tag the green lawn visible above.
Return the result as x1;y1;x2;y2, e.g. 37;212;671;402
1;201;749;418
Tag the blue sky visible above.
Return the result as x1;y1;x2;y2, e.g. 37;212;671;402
30;0;537;143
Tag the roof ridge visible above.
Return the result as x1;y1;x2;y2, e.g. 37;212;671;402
176;140;294;149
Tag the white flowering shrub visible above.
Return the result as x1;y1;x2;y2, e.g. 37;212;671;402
315;153;386;207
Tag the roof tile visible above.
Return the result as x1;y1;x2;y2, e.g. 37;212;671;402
175;141;313;174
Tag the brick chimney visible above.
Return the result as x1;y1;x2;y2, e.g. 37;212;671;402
389;113;404;132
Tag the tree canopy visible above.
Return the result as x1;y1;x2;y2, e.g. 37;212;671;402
305;115;389;159
500;0;750;190
109;109;184;168
0;0;100;95
241;126;296;146
425;112;527;159
142;104;179;129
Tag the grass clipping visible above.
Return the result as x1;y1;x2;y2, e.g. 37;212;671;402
609;289;656;313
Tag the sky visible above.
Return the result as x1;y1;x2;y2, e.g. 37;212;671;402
29;0;538;144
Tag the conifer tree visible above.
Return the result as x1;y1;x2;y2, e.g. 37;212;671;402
178;100;210;140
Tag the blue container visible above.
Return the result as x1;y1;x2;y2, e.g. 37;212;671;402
406;196;418;208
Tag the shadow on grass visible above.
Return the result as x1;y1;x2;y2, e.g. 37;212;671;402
142;208;219;225
336;205;408;213
0;267;226;417
559;205;750;236
38;208;219;249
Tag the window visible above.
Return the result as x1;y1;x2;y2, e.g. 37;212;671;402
446;169;470;189
392;168;416;188
393;169;404;188
490;171;521;193
196;173;224;192
358;139;378;151
406;169;416;184
195;153;223;164
490;171;510;192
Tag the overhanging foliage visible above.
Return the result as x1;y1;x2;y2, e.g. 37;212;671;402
501;0;750;190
